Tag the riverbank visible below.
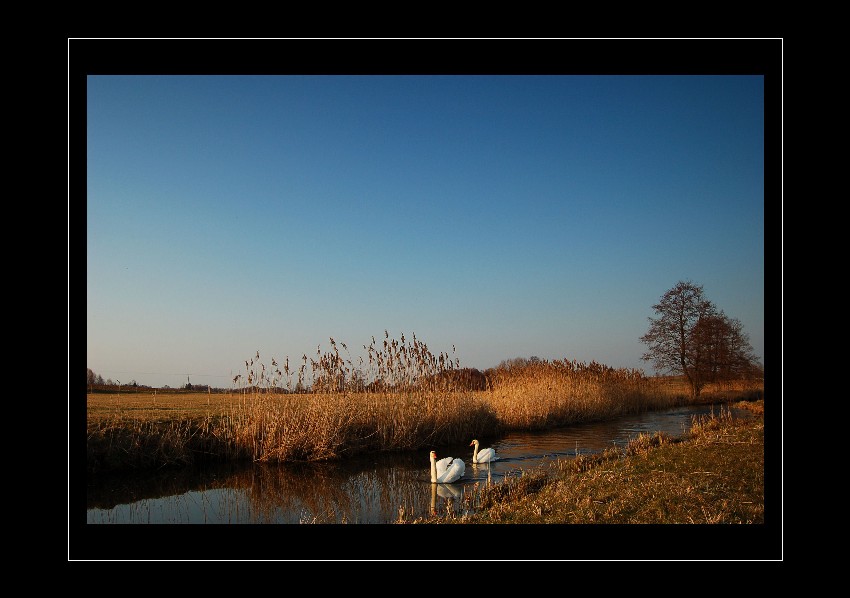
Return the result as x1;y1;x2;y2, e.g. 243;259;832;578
85;371;763;475
409;400;765;524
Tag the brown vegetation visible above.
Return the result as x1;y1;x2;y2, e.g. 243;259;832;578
409;400;765;524
86;333;764;475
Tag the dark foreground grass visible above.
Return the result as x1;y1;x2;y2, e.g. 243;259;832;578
411;400;764;524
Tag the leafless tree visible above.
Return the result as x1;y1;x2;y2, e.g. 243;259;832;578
640;280;759;399
690;311;760;383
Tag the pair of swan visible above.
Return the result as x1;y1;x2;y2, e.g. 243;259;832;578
429;440;499;483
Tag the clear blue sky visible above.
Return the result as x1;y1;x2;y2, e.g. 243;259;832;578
86;74;765;389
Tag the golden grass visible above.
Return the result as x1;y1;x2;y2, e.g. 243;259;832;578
86;389;496;473
86;334;764;475
413;400;765;525
486;360;674;429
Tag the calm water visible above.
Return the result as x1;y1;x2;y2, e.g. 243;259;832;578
86;404;750;524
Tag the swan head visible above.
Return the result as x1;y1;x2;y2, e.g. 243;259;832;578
429;450;437;461
469;439;479;447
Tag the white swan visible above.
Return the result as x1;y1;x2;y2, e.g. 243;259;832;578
429;450;465;483
469;439;498;463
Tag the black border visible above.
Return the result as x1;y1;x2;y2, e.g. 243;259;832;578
71;38;782;563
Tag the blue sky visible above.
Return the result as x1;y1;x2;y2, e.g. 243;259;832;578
86;74;766;389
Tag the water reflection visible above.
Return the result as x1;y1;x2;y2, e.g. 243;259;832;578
469;460;494;485
430;482;466;517
86;403;752;524
87;451;457;524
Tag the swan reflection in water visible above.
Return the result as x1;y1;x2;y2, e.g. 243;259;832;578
89;403;750;524
430;481;464;516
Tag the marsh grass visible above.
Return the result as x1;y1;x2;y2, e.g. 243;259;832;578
416;401;765;524
86;389;494;474
86;333;764;475
486;360;674;429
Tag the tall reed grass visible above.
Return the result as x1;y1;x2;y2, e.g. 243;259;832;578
86;332;764;474
485;359;672;429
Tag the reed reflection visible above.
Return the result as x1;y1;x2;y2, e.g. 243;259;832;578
470;459;494;486
87;404;749;524
430;482;466;516
88;451;459;523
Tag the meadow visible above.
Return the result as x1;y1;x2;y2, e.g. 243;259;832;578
86;334;763;475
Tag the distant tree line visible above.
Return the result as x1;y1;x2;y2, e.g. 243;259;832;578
85;369;232;394
87;282;761;401
85;366;493;395
87;368;106;386
86;368;140;389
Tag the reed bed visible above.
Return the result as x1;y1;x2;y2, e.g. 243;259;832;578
86;332;764;475
86;390;495;473
485;359;674;430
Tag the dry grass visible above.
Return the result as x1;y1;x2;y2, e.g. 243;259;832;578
86;333;765;475
414;400;765;525
486;360;676;429
86;389;496;474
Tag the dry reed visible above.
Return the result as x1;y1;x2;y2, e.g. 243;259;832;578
86;333;764;475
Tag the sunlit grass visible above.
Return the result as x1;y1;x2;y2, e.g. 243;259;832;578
86;332;764;475
414;401;765;524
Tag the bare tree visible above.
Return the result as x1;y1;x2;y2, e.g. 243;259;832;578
640;280;759;399
690;311;760;382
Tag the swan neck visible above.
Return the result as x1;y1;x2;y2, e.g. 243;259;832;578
430;457;437;483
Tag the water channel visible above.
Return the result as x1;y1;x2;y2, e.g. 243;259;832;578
85;403;751;525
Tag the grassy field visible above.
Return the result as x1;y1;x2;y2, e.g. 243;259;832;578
85;357;763;476
405;400;765;525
